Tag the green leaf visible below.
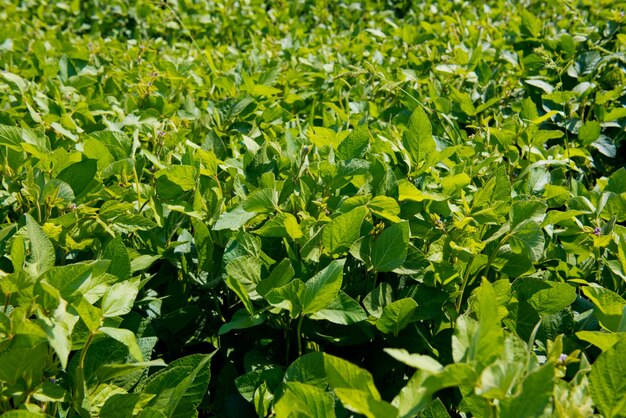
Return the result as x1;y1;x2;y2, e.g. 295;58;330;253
143;353;213;418
402;107;435;169
590;338;626;417
0;124;24;151
324;353;380;398
510;200;547;228
368;195;401;222
322;206;367;256
225;275;254;315
363;283;393;318
99;327;143;361
474;278;504;367
213;205;256;231
371;221;410;272
254;212;303;239
301;259;345;315
0;340;48;384
274;382;336;418
256;259;295;297
192;219;214;273
509;220;545;261
336;125;369;160
96;360;167;382
582;285;626;332
103;236;131;280
334;388;398;418
24;214;56;277
310;291;368;325
384;348;443;373
499;363;554;418
265;279;304;318
515;278;576;315
100;394;144;418
579;121;601;146
284;352;327;388
101;276;140;318
376;298;417;335
241;188;278;213
155;165;197;201
218;309;266;335
57;158;97;197
576;331;625;352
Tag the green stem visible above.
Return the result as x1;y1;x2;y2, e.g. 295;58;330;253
3;293;10;314
456;256;474;313
296;315;304;357
79;332;95;370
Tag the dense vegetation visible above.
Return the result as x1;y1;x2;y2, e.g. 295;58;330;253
1;0;626;416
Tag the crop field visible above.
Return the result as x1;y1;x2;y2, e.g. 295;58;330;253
1;0;626;417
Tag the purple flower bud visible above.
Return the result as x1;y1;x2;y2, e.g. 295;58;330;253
157;130;166;137
594;227;601;236
559;353;567;363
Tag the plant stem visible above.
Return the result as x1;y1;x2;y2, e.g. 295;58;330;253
3;293;10;314
296;315;304;357
79;332;95;370
456;256;474;313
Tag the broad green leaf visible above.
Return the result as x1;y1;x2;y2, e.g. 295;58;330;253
143;353;213;418
0;124;24;151
192;219;214;273
324;353;380;399
582;285;626;332
363;283;393;318
235;366;283;403
402;107;435;169
103;236;131;280
322;206;367;256
371;221;410;272
254;212;303;239
274;382;336;418
509;220;545;261
510;200;547;228
441;173;471;195
213;205;256;231
310;291;368;325
284;352;327;388
376;298;417;335
334;388;398;418
336;125;369;160
474;278;504;368
579;121;601;146
576;331;625;352
515;278;576;315
384;348;443;373
241;188;278;213
24;214;56;277
99;327;143;361
57;158;97;197
499;363;554;418
155;165;197;201
96;360;167;382
265;279;304;318
301;259;345;315
225;275;254;315
218;309;266;335
256;259;295;297
368;195;401;222
100;394;145;418
101;276;140;318
589;338;626;417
